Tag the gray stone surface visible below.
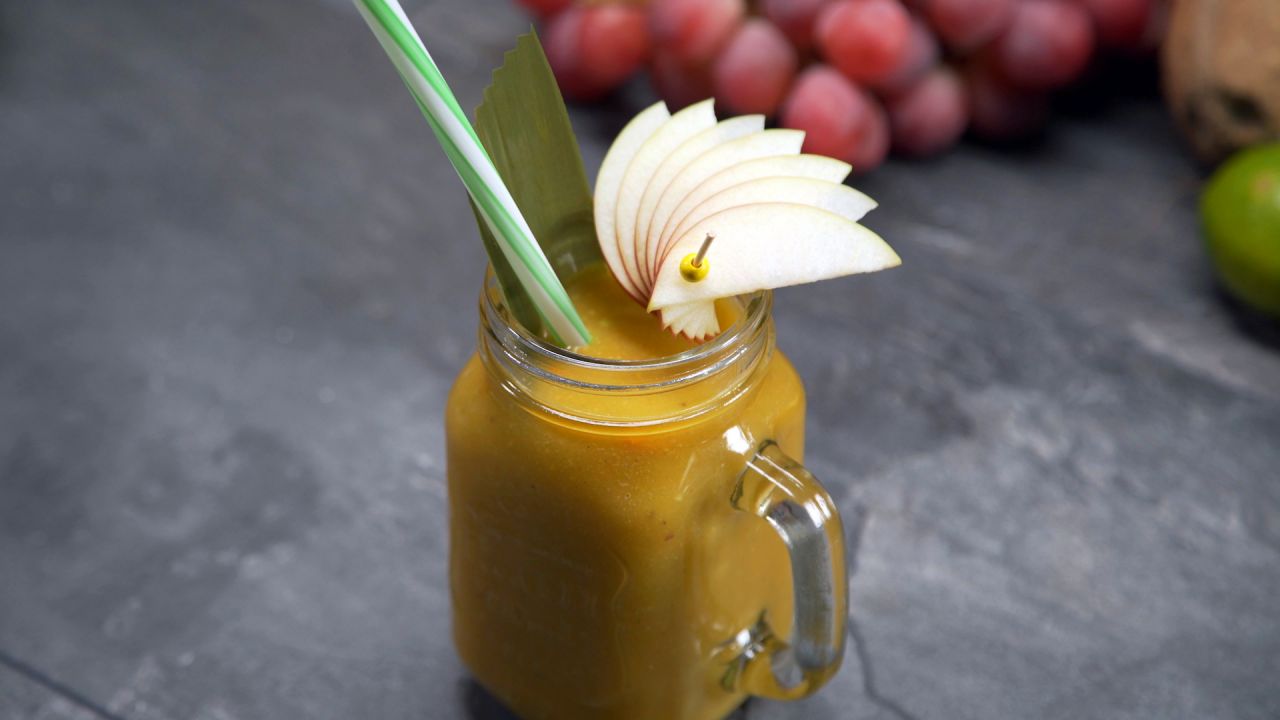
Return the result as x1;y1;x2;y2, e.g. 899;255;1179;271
0;663;102;720
2;1;1278;719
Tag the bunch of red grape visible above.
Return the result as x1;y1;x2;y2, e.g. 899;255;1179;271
527;0;1166;173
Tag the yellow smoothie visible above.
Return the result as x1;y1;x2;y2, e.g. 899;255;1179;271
446;266;806;720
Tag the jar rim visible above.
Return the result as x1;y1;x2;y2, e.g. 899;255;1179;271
479;267;773;402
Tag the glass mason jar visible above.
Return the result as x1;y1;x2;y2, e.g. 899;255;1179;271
446;275;848;720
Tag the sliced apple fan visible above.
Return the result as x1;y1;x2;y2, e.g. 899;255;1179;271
593;99;901;340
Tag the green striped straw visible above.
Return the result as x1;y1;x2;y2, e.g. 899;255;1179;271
353;0;591;347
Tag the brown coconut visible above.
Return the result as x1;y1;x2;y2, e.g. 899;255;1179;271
1162;0;1280;165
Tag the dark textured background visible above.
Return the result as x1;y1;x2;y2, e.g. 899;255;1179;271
2;2;1279;719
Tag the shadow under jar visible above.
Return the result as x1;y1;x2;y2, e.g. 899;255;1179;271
446;271;848;720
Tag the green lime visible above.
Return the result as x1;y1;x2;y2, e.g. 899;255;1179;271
1201;143;1280;318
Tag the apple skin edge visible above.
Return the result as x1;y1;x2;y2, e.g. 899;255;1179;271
613;100;717;302
646;129;807;287
633;114;764;293
649;152;852;282
594;101;670;306
656;177;877;278
650;202;901;311
592;100;901;341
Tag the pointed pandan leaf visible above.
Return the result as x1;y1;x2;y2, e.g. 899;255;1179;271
469;29;600;338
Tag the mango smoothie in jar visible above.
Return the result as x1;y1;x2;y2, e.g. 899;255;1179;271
351;11;900;719
447;266;847;720
439;87;901;717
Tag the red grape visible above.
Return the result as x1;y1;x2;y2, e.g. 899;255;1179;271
514;0;571;18
649;0;745;66
578;5;651;89
886;66;968;157
779;65;872;161
815;0;912;85
871;16;940;96
993;0;1095;90
850;97;890;173
926;0;1014;53
964;61;1050;140
544;7;604;100
712;19;798;115
650;48;714;110
545;5;650;100
761;0;829;52
1076;0;1151;48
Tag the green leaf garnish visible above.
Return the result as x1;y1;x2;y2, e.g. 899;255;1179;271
470;30;601;340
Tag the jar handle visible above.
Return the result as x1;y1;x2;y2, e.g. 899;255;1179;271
719;440;848;700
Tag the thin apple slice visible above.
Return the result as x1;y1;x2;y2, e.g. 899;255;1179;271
657;300;719;340
634;115;764;294
649;203;901;311
650;154;852;280
647;130;805;282
614;99;716;303
675;302;718;340
594;101;670;301
657;178;877;275
656;300;693;329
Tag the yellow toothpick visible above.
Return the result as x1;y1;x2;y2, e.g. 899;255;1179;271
679;233;716;283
